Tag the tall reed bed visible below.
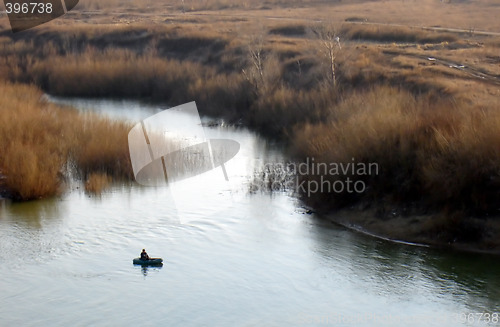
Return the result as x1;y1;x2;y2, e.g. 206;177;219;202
292;87;500;215
1;23;499;218
0;81;132;200
5;45;251;120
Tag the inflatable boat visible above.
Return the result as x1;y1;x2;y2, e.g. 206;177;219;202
132;258;163;265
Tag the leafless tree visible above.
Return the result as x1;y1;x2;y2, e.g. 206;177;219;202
241;31;281;96
310;23;342;88
242;33;265;89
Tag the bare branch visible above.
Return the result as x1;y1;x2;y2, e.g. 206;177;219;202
242;30;281;96
310;23;342;88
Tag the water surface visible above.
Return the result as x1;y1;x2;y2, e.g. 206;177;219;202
1;98;499;326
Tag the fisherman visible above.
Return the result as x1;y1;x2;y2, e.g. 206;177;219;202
140;249;150;261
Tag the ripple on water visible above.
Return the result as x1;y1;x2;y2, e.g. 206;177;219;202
2;98;500;326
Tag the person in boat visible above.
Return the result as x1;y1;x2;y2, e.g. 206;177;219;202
140;249;150;261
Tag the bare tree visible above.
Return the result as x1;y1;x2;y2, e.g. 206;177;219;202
242;33;265;90
310;23;342;88
242;31;281;96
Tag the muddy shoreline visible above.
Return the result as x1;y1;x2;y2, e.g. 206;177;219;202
319;206;500;256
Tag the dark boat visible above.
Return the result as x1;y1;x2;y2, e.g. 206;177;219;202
133;258;163;266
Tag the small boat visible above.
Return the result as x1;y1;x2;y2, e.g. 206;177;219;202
133;258;163;266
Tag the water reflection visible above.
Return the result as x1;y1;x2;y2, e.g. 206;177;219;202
421;249;500;312
0;198;69;266
2;96;494;326
139;265;163;277
0;197;64;228
308;215;500;313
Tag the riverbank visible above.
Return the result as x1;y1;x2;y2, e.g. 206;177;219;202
322;205;500;255
1;0;500;250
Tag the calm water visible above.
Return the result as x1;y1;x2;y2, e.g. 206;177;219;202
1;98;500;326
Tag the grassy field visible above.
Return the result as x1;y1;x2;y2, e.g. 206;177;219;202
1;0;500;249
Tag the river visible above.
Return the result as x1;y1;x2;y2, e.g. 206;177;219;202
1;98;500;326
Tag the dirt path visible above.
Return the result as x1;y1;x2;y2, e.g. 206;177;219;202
384;50;500;86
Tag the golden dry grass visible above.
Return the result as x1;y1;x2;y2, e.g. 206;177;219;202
85;173;112;194
0;82;71;200
1;0;500;224
59;0;500;35
0;81;132;201
292;87;500;215
341;24;458;44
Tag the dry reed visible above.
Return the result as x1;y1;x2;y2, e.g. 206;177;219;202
85;173;112;194
292;86;500;216
0;81;132;200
